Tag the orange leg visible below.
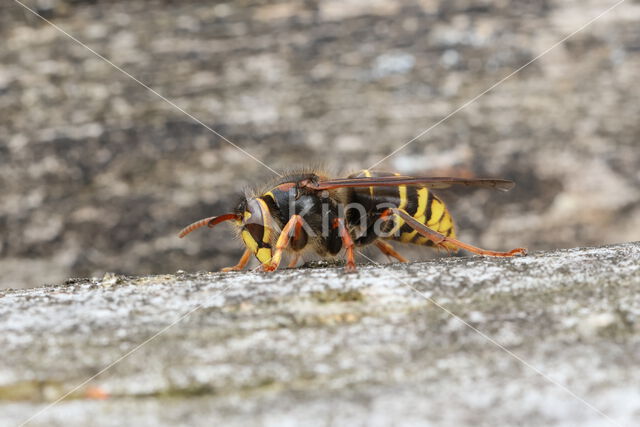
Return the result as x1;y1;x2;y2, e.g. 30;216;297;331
333;218;356;272
221;249;251;272
375;240;409;263
393;208;527;257
264;215;304;272
288;254;302;268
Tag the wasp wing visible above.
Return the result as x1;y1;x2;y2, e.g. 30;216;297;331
309;176;515;191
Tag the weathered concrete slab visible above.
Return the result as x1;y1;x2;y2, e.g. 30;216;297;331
1;242;639;426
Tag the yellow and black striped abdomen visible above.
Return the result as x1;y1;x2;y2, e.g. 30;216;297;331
393;187;457;249
348;170;457;249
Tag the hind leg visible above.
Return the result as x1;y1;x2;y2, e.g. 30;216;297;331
393;208;527;257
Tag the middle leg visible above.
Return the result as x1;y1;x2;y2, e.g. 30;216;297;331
287;253;302;268
333;217;356;272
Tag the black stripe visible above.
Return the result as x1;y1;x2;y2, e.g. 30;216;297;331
399;223;413;235
405;186;418;215
261;194;277;210
441;226;453;237
425;191;434;222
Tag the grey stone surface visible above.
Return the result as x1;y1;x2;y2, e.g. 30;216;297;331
1;242;639;426
1;0;640;289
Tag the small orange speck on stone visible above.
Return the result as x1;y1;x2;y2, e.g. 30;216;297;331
85;386;109;400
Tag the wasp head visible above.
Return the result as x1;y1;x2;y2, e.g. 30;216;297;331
235;197;273;264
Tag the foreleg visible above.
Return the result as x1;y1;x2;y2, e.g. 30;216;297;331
263;215;304;271
221;249;251;272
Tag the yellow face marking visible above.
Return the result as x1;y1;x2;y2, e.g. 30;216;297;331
241;197;275;263
256;247;272;264
241;230;258;253
428;199;445;226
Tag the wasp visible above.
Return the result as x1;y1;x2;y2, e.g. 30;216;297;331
179;169;527;272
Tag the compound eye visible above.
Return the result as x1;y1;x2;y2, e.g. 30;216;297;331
244;198;266;244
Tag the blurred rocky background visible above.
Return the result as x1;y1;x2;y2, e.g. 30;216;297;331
1;0;639;289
